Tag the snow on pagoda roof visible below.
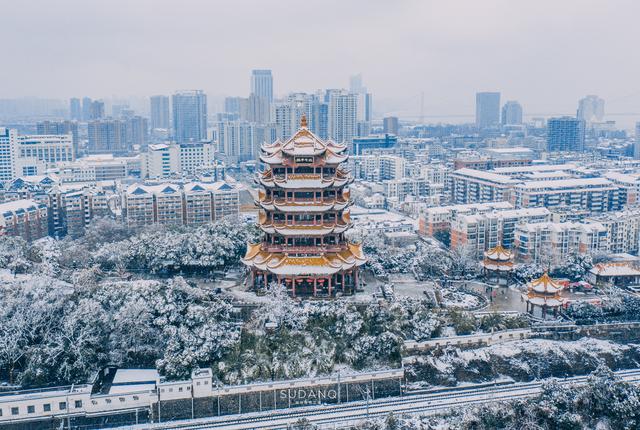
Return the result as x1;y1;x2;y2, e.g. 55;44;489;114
242;242;366;275
260;116;347;164
483;244;513;261
527;272;563;295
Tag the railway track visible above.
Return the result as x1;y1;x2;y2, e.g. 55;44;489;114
129;368;640;430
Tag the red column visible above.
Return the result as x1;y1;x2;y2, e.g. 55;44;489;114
354;270;359;291
313;278;317;296
328;276;332;297
292;277;296;297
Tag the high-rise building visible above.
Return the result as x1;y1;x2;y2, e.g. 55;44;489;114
87;119;128;153
36;120;79;156
127;116;148;147
224;96;243;114
349;74;372;136
349;74;365;93
111;104;129;119
475;92;501;129
0;128;17;181
501;101;523;125
246;93;270;123
250;70;273;103
82;97;93;121
547;116;585;152
150;95;170;129
577;95;605;123
327;89;357;144
172;90;208;143
383;116;399;135
90;100;105;120
243;116;365;297
216;121;255;163
69;98;81;121
634;122;640;159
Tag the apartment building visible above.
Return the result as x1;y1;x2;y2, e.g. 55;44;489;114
450;207;551;256
418;201;513;237
514;222;608;264
447;168;519;204
513;178;625;212
0;199;48;241
122;181;239;228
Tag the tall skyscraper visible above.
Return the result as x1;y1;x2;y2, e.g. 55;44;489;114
577;95;605;123
383;116;399;135
0;128;17;181
501;101;523;125
349;74;365;93
88;119;128;153
349;73;372;137
90;100;105;120
69;98;81;121
547;116;585;152
216;121;255;163
224;96;243;114
172;90;208;143
150;95;170;129
327;89;357;144
475;92;501;129
127;116;149;147
250;70;273;103
82;97;93;121
634;122;640;159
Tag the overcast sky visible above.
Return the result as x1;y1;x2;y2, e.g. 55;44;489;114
2;0;639;121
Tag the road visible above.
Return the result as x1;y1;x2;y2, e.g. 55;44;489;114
126;368;640;430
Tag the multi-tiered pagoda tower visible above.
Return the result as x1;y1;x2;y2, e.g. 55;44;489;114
243;116;366;297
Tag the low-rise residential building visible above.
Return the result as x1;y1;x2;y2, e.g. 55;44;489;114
514;221;608;264
447;168;519;204
0;199;48;241
141;141;216;179
513;178;626;212
418;201;513;238
587;210;640;255
450;207;551;255
48;184;116;238
350;155;406;181
57;154;140;182
122;181;239;228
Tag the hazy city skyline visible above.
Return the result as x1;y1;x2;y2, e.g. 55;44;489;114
2;0;639;122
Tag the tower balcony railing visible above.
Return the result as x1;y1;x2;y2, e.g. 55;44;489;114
261;220;351;228
264;244;345;254
264;197;349;205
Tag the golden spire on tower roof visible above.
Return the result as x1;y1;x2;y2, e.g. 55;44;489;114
300;114;308;128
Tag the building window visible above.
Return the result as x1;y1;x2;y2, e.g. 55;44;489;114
75;400;82;408
105;399;111;404
11;407;19;415
59;402;66;410
43;404;51;412
27;405;35;414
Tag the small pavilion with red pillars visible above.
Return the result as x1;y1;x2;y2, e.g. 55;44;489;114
481;244;514;286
